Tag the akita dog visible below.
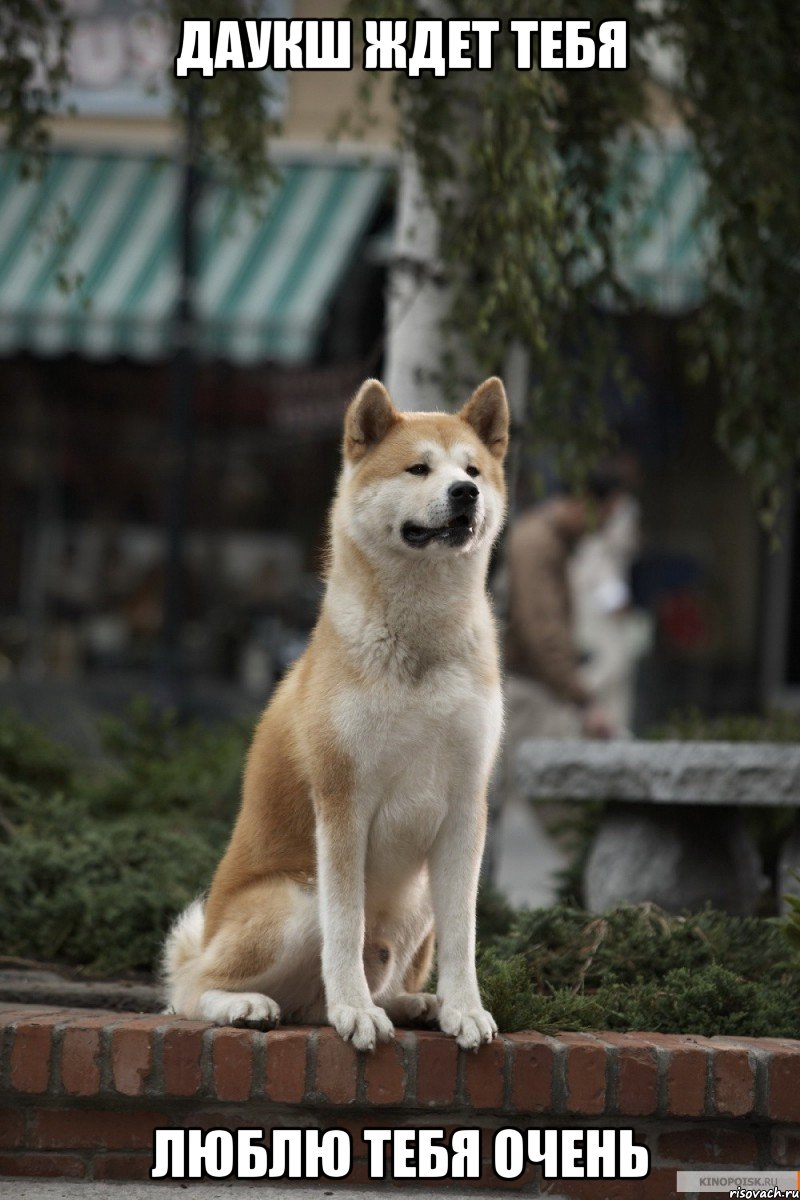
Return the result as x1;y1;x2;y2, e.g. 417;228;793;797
163;376;509;1051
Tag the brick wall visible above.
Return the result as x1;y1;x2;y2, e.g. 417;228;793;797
1;1004;799;1195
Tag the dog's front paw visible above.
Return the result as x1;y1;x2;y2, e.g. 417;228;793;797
438;1002;497;1050
329;1003;394;1051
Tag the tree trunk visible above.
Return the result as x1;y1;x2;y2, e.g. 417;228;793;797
383;151;452;412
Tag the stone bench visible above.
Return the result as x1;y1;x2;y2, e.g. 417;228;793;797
516;740;800;914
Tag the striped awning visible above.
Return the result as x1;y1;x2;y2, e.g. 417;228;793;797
0;152;389;364
611;134;711;312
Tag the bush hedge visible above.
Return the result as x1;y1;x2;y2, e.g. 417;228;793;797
0;702;246;974
475;891;800;1038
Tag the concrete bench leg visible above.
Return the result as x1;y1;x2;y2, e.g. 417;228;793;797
778;819;800;914
583;803;766;915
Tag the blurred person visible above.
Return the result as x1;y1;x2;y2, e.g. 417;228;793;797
489;469;628;908
570;490;653;733
504;468;627;743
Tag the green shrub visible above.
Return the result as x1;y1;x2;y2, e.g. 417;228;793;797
648;707;800;743
479;959;799;1040
90;697;248;819
0;813;226;974
475;902;800;1037
0;708;74;791
493;903;794;989
785;874;800;953
0;701;246;975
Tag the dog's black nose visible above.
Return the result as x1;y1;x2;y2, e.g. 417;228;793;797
448;480;479;508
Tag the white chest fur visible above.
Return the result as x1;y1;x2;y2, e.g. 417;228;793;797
331;660;502;891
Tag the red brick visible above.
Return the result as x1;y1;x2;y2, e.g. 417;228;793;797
211;1027;254;1102
41;1007;120;1021
711;1036;769;1050
415;1032;458;1106
743;1037;800;1053
30;1108;165;1151
161;1023;207;1097
0;1006;63;1024
0;1152;86;1178
602;1034;658;1116
657;1127;758;1166
93;1153;153;1180
315;1029;358;1104
638;1035;709;1118
0;1107;25;1148
562;1033;606;1115
62;1011;123;1036
338;1114;413;1160
62;1013;119;1103
464;1036;506;1110
364;1035;408;1105
340;1156;509;1189
641;1169;682;1200
10;1016;63;1093
169;1108;259;1133
56;1008;124;1017
264;1029;308;1103
111;1025;154;1096
771;1128;800;1166
769;1047;800;1122
408;1118;493;1157
712;1047;755;1117
60;1026;103;1097
543;1181;624;1200
543;1170;677;1200
563;1176;672;1200
340;1158;386;1186
476;1161;537;1191
509;1033;555;1113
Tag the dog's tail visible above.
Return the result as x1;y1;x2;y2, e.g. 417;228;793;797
161;897;206;1014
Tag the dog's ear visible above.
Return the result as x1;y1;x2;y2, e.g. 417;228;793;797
459;377;509;460
344;379;400;462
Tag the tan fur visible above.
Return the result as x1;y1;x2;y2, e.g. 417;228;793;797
403;928;436;993
163;377;509;1050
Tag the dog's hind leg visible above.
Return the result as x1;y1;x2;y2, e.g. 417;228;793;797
198;988;281;1028
381;926;440;1026
403;926;436;993
165;876;322;1027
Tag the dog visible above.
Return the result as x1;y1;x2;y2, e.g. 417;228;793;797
163;376;509;1051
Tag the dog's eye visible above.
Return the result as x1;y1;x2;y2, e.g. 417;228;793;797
466;465;480;478
406;463;430;476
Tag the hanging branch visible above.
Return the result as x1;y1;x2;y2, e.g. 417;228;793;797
348;0;655;483
0;0;71;167
661;0;800;528
349;0;800;516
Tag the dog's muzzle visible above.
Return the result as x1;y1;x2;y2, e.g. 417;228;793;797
401;482;480;548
